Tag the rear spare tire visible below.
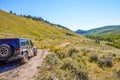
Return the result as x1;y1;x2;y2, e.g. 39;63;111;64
0;44;12;58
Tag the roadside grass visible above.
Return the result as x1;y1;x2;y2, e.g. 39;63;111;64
37;37;120;80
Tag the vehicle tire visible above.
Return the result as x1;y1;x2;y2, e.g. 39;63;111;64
0;60;6;65
21;51;28;64
0;44;12;58
34;52;37;56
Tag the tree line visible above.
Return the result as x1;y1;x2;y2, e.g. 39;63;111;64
86;35;120;48
9;10;70;30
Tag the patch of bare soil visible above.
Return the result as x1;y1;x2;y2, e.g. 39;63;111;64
57;42;70;48
0;49;49;80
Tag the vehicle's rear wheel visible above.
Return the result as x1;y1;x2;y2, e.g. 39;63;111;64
0;44;12;58
21;51;28;64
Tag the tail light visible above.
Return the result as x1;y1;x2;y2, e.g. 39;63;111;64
16;48;20;53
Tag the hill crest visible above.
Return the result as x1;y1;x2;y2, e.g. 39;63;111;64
76;25;120;36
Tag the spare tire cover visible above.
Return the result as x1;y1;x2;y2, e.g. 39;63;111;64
0;44;12;58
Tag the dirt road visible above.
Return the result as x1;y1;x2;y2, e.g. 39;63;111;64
0;42;70;80
0;49;49;80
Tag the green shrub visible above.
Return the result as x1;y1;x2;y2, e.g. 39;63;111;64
106;42;120;49
68;48;79;57
116;69;120;79
56;51;66;59
89;53;98;62
112;53;116;57
75;70;88;80
98;55;113;68
61;58;88;80
45;53;60;67
37;66;52;80
61;58;76;70
81;48;91;56
95;39;100;44
113;69;120;80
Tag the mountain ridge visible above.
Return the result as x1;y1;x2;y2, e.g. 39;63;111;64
76;25;120;36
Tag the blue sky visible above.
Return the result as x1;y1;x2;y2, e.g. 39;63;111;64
0;0;120;30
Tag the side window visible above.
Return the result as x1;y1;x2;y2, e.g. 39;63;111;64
26;41;29;45
21;42;25;46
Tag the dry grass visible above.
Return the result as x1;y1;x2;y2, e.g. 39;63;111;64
0;10;79;49
37;37;120;80
1;9;120;80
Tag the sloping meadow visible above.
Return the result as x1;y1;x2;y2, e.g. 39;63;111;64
37;37;120;80
0;10;78;49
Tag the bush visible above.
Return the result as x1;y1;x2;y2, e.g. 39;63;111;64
68;48;79;57
89;53;98;62
61;58;76;70
56;51;66;59
116;69;120;79
106;42;120;49
98;55;113;68
112;53;116;57
81;48;91;56
75;70;88;80
61;58;88;80
45;53;60;67
81;48;90;53
113;69;120;80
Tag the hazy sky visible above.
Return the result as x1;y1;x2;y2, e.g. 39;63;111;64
0;0;120;30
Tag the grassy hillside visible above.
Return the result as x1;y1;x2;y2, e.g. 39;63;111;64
86;26;120;49
86;25;120;36
76;25;120;36
76;25;120;49
37;37;120;80
0;10;79;48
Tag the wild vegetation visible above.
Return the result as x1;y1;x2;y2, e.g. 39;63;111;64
86;35;120;49
0;9;78;49
1;10;120;80
76;25;120;36
37;37;120;80
76;25;120;49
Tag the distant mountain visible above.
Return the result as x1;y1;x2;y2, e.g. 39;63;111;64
75;29;87;34
76;25;120;36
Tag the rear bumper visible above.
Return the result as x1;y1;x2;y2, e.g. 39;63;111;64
0;55;23;61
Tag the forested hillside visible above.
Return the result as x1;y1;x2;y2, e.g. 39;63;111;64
76;25;120;49
76;25;120;36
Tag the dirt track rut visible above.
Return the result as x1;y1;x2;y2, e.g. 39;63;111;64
0;49;49;80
